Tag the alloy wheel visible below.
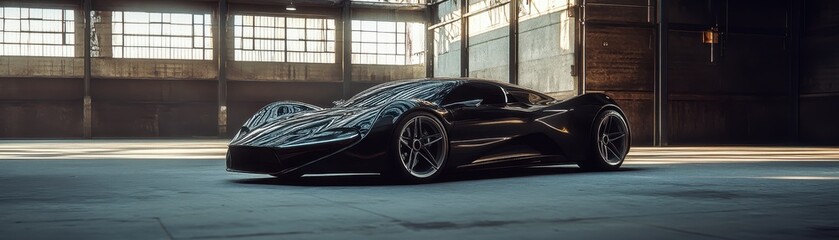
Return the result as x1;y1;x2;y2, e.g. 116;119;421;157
596;112;629;165
397;115;448;178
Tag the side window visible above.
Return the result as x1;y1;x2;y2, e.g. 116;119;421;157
506;88;554;105
442;83;506;106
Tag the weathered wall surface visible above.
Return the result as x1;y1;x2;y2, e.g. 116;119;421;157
432;0;577;94
432;0;462;77
467;18;510;82
801;0;839;145
518;7;575;94
0;77;84;138
584;0;655;145
665;0;791;144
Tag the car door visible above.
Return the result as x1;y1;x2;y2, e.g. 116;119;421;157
442;82;534;165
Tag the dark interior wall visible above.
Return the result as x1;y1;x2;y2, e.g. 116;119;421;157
0;77;84;138
90;79;218;137
801;0;839;145
584;0;656;145
665;0;792;144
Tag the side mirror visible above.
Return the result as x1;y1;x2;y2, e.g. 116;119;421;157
442;99;482;109
333;99;346;106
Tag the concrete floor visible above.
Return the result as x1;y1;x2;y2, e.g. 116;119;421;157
1;140;838;240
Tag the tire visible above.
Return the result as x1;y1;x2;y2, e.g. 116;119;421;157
388;111;449;183
578;109;629;171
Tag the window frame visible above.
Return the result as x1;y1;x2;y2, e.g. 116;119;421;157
442;82;507;107
232;14;336;63
110;10;213;60
350;20;425;65
0;7;76;57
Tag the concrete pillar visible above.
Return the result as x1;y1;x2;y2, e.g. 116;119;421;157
654;0;668;146
509;0;519;85
217;0;228;137
788;0;803;144
83;0;92;138
342;3;352;99
460;0;468;77
425;6;434;78
578;0;586;95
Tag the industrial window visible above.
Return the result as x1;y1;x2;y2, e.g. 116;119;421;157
351;0;427;4
468;1;510;36
351;20;425;65
520;0;566;17
0;7;75;57
233;15;335;63
111;11;212;60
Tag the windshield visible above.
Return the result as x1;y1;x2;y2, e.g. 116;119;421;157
339;80;459;108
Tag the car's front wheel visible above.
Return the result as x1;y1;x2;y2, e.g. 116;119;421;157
579;109;629;171
390;112;449;183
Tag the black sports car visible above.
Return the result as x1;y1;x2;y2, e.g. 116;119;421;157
227;78;630;183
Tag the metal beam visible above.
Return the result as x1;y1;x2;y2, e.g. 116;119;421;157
460;0;468;77
789;0;803;143
425;5;434;78
578;0;586;95
217;0;228;137
654;0;668;146
342;2;352;99
509;0;518;85
83;0;92;138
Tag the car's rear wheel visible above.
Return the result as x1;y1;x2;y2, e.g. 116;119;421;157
390;112;449;183
579;109;629;171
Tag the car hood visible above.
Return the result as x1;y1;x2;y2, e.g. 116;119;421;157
230;106;380;147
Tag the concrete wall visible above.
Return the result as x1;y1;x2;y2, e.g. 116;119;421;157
432;0;577;94
352;64;425;82
466;1;510;83
518;4;575;94
432;0;462;77
468;23;510;82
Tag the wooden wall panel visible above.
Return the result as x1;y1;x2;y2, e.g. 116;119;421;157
667;32;788;95
585;26;655;92
586;0;653;24
663;0;791;144
800;95;839;145
584;0;655;146
669;97;789;144
609;95;653;145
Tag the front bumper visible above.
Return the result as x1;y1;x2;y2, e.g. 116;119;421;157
226;133;361;175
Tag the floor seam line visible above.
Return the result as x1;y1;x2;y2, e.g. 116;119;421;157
642;223;736;240
155;217;175;240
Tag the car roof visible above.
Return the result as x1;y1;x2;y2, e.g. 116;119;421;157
411;77;513;87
